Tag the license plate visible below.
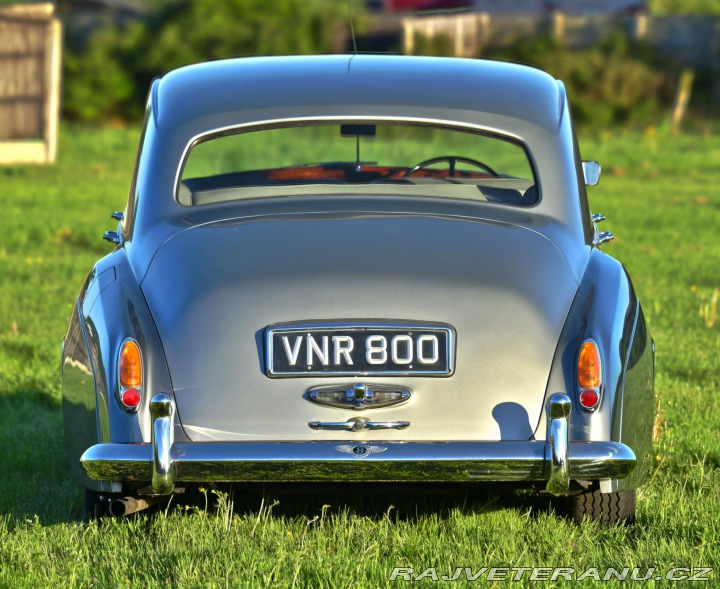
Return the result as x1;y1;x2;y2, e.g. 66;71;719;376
266;322;454;377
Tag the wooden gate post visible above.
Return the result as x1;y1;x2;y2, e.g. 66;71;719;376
0;3;62;165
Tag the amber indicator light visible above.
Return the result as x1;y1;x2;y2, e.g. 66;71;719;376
119;340;142;388
578;341;601;389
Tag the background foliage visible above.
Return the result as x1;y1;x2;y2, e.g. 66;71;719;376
487;34;674;127
649;0;720;14
61;0;715;128
413;31;679;127
63;0;346;122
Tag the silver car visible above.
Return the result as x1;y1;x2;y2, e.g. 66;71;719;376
63;55;654;523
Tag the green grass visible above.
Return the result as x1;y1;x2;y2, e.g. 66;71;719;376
0;126;719;587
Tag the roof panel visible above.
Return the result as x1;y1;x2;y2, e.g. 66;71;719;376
156;55;561;134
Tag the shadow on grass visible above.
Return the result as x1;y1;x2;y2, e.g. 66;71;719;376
164;483;563;524
0;389;85;525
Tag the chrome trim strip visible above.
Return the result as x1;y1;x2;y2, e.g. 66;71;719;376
265;321;455;377
80;439;636;484
150;393;174;494
546;393;571;495
308;418;410;431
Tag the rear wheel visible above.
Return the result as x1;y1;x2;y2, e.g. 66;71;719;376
563;489;636;525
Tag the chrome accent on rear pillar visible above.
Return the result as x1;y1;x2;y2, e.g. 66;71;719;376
150;393;175;494
102;230;121;244
546;393;571;495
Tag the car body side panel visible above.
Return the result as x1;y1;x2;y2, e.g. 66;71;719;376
615;304;654;490
62;300;102;489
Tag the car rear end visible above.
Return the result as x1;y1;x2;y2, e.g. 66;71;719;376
69;56;652;522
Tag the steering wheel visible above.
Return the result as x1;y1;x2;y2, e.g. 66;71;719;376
403;156;499;178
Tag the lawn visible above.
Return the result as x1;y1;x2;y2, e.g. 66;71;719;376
0;126;718;587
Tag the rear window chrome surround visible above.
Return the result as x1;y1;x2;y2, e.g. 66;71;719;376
173;116;542;209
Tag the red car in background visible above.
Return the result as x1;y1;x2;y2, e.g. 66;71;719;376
387;0;471;10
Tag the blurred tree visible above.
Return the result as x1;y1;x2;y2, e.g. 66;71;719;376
486;33;674;127
410;28;675;127
143;0;345;73
649;0;720;13
63;22;147;122
63;0;347;122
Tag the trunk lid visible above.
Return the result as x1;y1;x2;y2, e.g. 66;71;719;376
141;209;577;441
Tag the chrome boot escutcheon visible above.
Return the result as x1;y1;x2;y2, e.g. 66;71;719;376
307;383;411;410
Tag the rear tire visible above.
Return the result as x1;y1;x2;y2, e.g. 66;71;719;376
564;489;636;525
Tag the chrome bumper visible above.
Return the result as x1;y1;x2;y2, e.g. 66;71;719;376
80;394;636;495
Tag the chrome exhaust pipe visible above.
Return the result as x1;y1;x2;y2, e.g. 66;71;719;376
108;496;159;517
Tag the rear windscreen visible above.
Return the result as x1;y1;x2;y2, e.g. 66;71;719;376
178;122;538;207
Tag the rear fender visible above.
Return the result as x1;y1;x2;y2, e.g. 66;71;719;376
62;248;178;489
534;249;653;488
535;250;636;439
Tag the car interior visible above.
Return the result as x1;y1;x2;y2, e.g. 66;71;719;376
177;123;540;207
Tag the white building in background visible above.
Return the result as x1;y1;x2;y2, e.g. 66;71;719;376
471;0;647;15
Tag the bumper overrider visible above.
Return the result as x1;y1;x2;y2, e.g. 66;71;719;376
80;393;636;496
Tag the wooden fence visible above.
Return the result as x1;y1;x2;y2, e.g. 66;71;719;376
0;3;62;164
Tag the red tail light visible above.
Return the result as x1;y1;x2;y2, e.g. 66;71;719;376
121;388;141;409
579;389;599;409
